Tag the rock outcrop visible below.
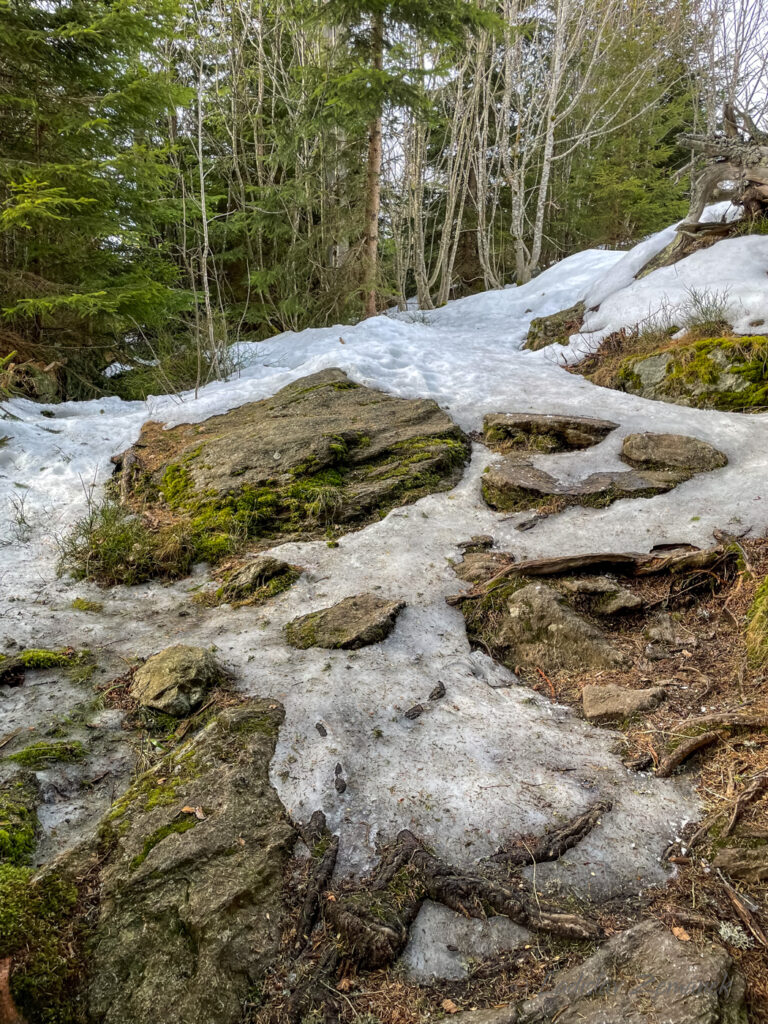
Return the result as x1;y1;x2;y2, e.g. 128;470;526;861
130;645;225;716
285;593;406;649
116;368;470;551
496;583;626;673
451;921;747;1024
90;701;295;1024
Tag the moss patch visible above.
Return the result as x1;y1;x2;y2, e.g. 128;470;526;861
6;740;87;770
130;817;198;871
70;597;104;613
19;648;82;670
0;863;82;1023
0;778;38;866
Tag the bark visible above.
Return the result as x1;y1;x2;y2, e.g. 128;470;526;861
362;13;384;319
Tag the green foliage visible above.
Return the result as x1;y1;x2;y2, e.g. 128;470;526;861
0;779;38;866
747;576;768;668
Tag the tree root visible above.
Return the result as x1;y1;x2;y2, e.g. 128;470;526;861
277;817;603;1023
656;732;722;778
489;800;611;867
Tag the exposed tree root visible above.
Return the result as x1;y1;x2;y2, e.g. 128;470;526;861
656;732;722;777
277;818;603;1022
489;800;611;867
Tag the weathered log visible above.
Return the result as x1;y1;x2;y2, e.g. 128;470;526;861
489;800;611;867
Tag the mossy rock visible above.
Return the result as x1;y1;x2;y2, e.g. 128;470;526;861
0;770;39;867
285;593;405;650
482;412;617;454
129;645;226;717
620;335;768;411
212;554;302;607
105;369;469;582
89;700;295;1024
524;302;585;351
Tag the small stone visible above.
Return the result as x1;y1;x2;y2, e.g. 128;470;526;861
285;593;405;650
315;723;327;737
560;576;643;615
404;704;425;720
583;684;665;723
130;644;225;717
334;775;347;794
219;555;299;604
429;681;446;701
622;433;728;473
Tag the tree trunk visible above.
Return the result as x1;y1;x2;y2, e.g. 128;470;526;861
363;13;384;319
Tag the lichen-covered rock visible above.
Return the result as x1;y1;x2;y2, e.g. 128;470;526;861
116;368;469;563
582;684;665;723
452;921;747;1024
215;554;301;606
130;644;225;716
524;302;585;351
89;701;295;1024
483;412;617;453
285;593;405;649
620;335;768;411
622;432;728;472
496;583;626;673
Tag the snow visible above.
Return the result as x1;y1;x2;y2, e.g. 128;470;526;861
3;215;768;976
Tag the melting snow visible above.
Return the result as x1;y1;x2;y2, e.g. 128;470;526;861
2;214;768;975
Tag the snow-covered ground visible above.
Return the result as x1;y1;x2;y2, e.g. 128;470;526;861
2;212;768;974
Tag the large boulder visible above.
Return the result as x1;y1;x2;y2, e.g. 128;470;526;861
285;593;405;649
482;412;617;453
496;583;626;674
89;701;295;1024
452;921;747;1024
117;368;470;548
130;644;225;717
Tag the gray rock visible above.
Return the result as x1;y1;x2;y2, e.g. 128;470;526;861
452;921;746;1024
89;701;295;1024
285;593;405;649
497;583;627;673
130;644;225;716
622;433;728;473
630;352;672;392
118;369;469;547
583;684;665;723
483;412;617;453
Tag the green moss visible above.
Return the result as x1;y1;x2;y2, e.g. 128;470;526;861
621;335;768;412
747;575;768;667
0;862;81;1022
6;741;87;770
130;817;198;871
19;648;78;669
0;780;38;866
70;597;103;613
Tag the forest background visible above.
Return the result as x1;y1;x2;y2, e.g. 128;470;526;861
0;0;764;401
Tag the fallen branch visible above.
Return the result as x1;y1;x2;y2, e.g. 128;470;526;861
490;801;611;867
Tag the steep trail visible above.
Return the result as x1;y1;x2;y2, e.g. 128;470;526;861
2;216;768;976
